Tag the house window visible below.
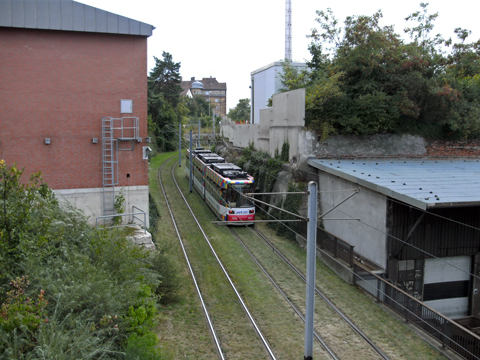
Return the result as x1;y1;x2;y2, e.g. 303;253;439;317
215;98;219;103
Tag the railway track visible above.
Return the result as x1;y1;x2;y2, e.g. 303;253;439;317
153;153;446;360
158;158;224;359
159;157;277;359
231;226;391;360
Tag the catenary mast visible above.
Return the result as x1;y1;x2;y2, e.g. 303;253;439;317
285;0;292;61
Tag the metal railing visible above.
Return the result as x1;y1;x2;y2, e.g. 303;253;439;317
95;206;147;234
298;222;355;267
354;263;480;360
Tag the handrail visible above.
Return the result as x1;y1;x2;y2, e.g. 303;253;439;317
95;206;146;234
354;262;480;360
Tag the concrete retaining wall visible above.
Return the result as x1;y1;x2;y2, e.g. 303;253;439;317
221;88;306;160
54;185;149;228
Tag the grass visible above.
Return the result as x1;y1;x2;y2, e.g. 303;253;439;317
246;223;447;359
149;152;445;359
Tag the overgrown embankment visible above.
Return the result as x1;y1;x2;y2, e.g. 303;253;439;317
0;160;176;359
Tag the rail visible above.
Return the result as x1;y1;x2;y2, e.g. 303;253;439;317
95;206;147;234
354;263;480;360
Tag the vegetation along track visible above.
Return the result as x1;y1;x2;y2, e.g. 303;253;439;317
231;227;390;360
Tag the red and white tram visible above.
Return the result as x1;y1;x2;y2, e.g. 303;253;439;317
185;148;255;225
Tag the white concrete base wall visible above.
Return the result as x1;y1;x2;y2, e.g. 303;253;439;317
319;172;388;269
53;185;149;228
424;298;468;319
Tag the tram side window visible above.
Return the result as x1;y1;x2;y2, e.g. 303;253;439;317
227;188;237;208
193;166;203;182
207;177;225;205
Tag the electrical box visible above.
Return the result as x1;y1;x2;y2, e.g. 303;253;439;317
120;99;132;113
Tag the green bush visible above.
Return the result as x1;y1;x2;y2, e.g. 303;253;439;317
0;161;176;358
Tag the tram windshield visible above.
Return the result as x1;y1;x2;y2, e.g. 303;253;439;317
227;184;254;208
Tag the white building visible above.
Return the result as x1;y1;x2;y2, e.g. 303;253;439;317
250;61;306;124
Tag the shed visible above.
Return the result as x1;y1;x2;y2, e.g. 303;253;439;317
308;158;480;319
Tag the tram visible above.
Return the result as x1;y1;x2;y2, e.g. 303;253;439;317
185;148;255;225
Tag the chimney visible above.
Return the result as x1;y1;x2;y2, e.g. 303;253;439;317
191;77;195;81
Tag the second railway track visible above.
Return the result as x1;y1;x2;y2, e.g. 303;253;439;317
159;157;323;359
156;154;445;359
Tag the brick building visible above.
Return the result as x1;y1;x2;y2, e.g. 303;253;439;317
0;0;154;226
181;76;227;117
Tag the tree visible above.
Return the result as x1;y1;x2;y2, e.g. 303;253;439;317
228;98;251;122
147;52;184;151
185;95;210;119
289;4;480;140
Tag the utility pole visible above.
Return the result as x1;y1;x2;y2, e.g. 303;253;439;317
198;119;201;148
189;130;193;193
212;110;215;141
178;123;181;167
305;181;317;360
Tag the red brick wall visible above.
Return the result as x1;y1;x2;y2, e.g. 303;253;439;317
0;28;148;189
425;140;480;157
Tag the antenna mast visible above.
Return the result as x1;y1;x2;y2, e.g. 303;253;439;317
285;0;292;61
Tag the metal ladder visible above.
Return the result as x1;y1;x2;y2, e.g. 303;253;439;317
101;117;118;218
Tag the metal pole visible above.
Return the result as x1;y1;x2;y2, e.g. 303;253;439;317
305;181;317;360
179;123;181;167
198;119;201;148
212;110;215;141
189;130;193;193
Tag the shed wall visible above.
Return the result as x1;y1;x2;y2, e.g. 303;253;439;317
319;171;388;269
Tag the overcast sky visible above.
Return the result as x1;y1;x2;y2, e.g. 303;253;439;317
81;1;479;112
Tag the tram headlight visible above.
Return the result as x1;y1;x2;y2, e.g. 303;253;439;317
229;210;235;214
249;210;254;214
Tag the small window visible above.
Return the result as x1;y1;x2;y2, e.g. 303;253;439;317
215;98;219;103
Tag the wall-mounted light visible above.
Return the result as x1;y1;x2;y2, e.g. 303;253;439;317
143;146;152;160
145;137;151;143
92;138;98;144
44;138;51;145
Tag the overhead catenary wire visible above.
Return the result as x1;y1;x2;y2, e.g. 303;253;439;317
236;154;480;282
239;191;479;360
183;138;480;282
182;145;479;359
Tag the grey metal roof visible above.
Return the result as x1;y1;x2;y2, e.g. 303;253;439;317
308;158;480;210
0;0;154;36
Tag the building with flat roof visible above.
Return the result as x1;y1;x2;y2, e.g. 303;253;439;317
0;0;154;226
308;158;480;319
250;61;306;124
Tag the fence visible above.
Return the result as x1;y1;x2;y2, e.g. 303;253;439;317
354;263;480;360
95;206;147;233
298;222;355;268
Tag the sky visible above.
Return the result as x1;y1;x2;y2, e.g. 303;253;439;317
81;1;479;112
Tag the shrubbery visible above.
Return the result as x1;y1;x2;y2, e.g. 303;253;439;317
281;4;480;140
0;161;174;359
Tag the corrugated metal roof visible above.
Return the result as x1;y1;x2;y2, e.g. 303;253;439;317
308;158;480;210
0;0;154;36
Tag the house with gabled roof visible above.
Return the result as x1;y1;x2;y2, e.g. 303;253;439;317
181;76;227;117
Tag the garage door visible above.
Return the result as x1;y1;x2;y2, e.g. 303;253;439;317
423;256;471;319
